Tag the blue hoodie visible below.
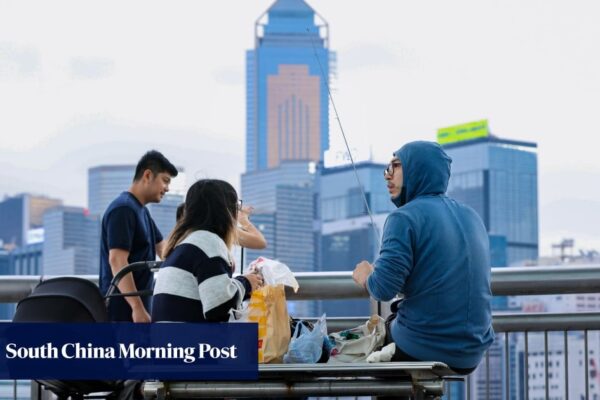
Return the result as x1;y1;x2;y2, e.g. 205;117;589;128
367;141;494;369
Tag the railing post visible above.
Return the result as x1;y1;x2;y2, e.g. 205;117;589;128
30;381;53;400
564;330;569;400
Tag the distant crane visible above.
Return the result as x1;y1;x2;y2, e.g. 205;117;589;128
552;238;574;262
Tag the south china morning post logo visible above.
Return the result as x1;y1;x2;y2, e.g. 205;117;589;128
5;341;238;363
0;323;258;380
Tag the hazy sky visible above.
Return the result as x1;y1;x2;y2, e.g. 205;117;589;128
1;0;600;256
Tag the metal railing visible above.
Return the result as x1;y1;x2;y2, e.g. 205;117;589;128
0;265;599;399
474;314;600;400
3;264;600;303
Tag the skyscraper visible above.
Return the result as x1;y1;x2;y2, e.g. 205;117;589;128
246;0;332;172
88;165;137;217
87;162;186;243
241;161;316;272
0;194;61;247
0;246;12;320
88;165;186;217
0;247;10;275
241;161;316;317
10;242;43;276
42;206;100;275
4;241;44;319
440;121;539;266
0;194;53;320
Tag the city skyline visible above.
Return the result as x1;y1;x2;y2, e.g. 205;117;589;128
1;0;600;254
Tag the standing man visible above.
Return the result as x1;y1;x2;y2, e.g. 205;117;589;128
353;141;494;373
99;150;178;322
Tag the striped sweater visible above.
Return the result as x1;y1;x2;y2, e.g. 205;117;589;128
151;230;251;322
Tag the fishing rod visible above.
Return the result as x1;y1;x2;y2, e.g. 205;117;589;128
308;28;381;244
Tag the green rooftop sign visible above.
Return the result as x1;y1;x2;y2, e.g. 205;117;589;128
437;120;489;145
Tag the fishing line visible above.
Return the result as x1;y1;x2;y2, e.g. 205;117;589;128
308;28;381;241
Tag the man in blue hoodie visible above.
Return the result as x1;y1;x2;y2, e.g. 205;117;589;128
353;141;494;374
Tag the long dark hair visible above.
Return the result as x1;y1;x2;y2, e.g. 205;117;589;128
164;179;238;258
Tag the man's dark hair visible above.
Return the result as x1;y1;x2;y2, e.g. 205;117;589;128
133;150;178;181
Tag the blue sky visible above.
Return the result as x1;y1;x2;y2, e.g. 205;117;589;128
1;0;600;255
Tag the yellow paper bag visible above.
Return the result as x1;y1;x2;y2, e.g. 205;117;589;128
246;284;290;363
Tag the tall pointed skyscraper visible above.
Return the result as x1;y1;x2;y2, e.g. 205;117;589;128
246;0;332;172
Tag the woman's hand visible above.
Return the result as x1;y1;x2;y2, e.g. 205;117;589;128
243;272;264;292
236;205;267;249
237;205;254;228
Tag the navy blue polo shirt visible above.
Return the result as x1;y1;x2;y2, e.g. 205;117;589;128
99;192;163;321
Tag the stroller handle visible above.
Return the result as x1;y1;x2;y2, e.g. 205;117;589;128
105;289;154;298
104;261;162;306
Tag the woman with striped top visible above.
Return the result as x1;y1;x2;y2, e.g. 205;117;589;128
151;179;262;322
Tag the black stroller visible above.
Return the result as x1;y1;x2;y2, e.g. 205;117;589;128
12;261;161;400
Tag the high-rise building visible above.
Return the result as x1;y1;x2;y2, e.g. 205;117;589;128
88;165;186;217
241;161;316;317
88;163;186;253
0;246;12;320
0;246;10;275
440;121;539;266
275;184;315;273
88;165;136;217
244;0;335;317
246;0;333;172
316;161;394;317
3;241;44;319
0;194;49;320
0;194;61;247
241;161;315;270
42;206;100;275
10;242;43;276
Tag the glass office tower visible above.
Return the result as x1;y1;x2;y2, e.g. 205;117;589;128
246;0;332;172
444;136;539;266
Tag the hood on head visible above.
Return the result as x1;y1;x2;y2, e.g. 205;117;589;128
392;141;452;207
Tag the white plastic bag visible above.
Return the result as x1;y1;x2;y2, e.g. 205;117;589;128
248;257;299;292
284;314;327;364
